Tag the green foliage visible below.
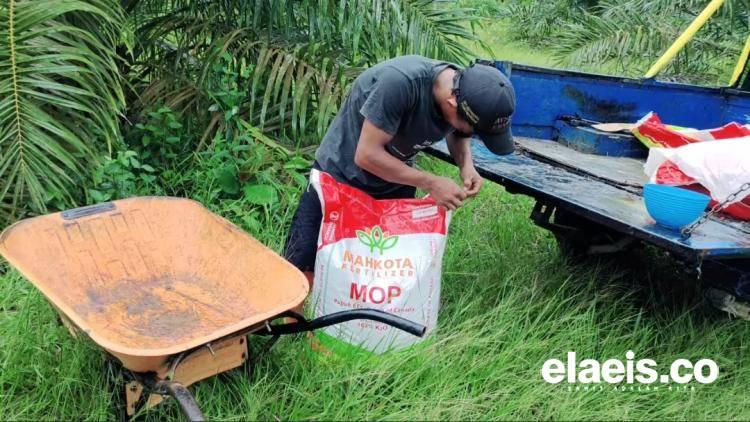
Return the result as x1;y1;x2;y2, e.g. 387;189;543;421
500;0;588;47
0;0;125;223
554;0;748;82
243;184;278;206
109;98;310;240
129;0;486;148
87;149;159;202
500;0;750;84
457;0;504;17
183;131;310;241
130;106;194;169
0;0;486;224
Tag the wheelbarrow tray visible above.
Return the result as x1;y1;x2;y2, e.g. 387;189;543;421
0;197;308;371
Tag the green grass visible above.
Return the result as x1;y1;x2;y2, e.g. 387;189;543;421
2;157;750;420
467;20;556;67
465;18;624;77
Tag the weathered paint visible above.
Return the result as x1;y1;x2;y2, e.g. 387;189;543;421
0;197;309;369
496;62;750;140
555;120;648;158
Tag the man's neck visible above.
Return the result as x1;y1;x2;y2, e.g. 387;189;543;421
433;66;456;103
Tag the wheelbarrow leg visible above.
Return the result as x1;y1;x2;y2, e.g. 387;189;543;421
105;358;128;422
151;380;206;422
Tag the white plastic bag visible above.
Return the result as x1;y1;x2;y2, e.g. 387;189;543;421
644;137;750;203
309;169;451;354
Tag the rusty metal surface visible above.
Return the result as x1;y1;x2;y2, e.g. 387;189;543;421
0;197;308;357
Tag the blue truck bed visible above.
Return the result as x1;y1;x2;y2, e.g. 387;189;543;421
429;139;750;261
427;61;750;302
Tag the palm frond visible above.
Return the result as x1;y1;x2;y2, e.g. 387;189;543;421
126;0;484;148
0;0;125;223
551;0;745;83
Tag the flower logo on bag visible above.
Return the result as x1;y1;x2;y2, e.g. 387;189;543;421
356;225;398;254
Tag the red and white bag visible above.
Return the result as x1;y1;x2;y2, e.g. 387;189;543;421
637;112;750;221
309;169;451;353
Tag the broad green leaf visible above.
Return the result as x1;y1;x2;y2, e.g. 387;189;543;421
88;189;109;202
215;166;239;194
284;155;311;170
243;184;278;205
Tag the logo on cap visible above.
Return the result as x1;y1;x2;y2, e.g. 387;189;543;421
459;100;480;125
491;116;510;131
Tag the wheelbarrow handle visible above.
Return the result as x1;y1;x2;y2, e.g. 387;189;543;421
144;379;206;422
259;309;426;337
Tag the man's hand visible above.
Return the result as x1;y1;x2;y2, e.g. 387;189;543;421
446;132;481;198
426;176;467;211
460;166;483;198
354;120;474;211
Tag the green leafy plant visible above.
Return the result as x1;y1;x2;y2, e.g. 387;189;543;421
87;150;158;202
243;184;277;206
131;106;192;168
356;226;399;254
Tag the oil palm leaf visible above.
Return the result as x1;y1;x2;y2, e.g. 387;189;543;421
0;0;125;223
553;0;745;83
127;0;483;147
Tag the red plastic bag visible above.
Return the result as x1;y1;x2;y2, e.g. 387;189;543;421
633;112;750;148
654;161;750;221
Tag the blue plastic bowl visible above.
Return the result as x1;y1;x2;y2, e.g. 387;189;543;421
643;184;711;230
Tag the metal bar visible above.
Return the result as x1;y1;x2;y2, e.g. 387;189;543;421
258;309;426;337
60;202;115;220
644;0;725;78
153;381;206;422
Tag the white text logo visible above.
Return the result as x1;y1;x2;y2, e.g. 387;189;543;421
541;351;718;385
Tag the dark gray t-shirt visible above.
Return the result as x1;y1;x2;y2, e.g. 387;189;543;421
314;55;456;195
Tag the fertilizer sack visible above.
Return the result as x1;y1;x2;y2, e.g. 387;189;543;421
309;169;451;354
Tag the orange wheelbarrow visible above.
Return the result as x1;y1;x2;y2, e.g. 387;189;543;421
0;197;425;421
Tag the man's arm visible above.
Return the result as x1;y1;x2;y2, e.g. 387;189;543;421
354;119;467;210
446;132;482;197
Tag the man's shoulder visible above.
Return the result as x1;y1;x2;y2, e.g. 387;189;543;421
373;55;442;79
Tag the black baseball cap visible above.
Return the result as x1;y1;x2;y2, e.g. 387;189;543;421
453;63;516;155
